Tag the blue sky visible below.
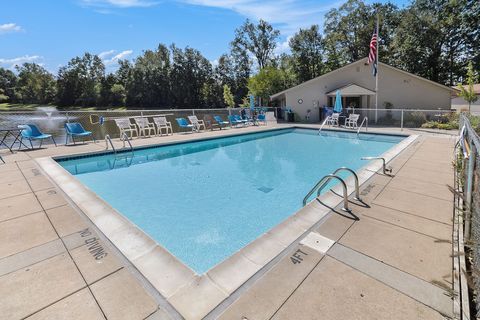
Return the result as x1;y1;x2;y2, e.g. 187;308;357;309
0;0;410;73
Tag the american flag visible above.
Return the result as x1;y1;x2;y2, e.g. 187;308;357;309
367;30;378;76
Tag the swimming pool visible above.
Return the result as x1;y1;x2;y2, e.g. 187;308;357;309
57;128;405;273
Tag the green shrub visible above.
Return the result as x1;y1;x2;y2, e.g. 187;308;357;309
421;113;459;130
421;121;438;129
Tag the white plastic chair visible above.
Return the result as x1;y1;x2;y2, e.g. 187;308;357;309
134;117;156;137
188;115;206;132
114;118;138;139
325;113;339;126
153;116;173;136
345;114;360;129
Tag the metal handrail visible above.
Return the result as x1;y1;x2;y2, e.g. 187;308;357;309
303;174;349;211
332;167;361;200
121;132;134;152
361;156;392;174
318;117;329;134
356;117;368;137
105;135;116;153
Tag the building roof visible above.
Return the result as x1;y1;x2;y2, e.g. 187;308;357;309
270;58;456;99
325;83;376;96
453;84;480;95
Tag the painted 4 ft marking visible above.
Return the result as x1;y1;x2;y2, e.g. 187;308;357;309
290;248;308;264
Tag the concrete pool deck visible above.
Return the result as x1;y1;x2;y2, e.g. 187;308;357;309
0;124;456;319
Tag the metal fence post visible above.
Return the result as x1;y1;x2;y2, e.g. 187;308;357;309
400;109;404;131
66;112;69;123
465;140;476;240
192;109;195;116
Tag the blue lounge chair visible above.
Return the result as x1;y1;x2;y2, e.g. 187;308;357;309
234;114;248;125
18;124;57;149
65;122;94;145
176;118;195;133
228;115;243;127
213;116;230;129
257;114;267;126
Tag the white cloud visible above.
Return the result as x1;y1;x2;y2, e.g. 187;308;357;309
274;37;292;55
81;0;158;8
98;50;116;59
0;23;23;34
0;55;42;69
98;50;134;67
180;0;341;36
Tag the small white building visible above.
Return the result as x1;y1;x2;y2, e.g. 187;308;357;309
270;59;454;122
451;84;480;114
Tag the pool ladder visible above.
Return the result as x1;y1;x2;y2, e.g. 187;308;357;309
302;167;360;211
361;156;392;175
105;133;134;155
356;117;368;137
318;118;329;134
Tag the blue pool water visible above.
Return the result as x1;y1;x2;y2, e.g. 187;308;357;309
58;128;404;273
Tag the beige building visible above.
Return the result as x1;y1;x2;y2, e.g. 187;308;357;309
270;59;454;122
451;84;480;114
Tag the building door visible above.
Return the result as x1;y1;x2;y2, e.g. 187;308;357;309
345;96;361;109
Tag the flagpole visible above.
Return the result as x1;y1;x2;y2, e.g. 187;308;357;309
375;13;379;123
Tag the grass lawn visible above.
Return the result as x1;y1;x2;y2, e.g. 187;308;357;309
0;103;127;111
0;103;42;111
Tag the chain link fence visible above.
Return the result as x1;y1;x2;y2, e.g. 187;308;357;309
458;114;480;317
342;108;456;129
0;107;277;145
0;106;458;148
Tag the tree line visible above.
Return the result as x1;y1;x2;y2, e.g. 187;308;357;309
0;0;478;109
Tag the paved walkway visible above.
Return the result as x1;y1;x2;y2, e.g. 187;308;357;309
215;134;455;320
0;125;456;319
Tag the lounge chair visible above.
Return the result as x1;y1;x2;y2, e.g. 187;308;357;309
325;113;339;126
176;118;195;133
345;114;360;129
234;114;249;125
213;116;230;129
114;118;138;139
65;122;94;145
153;116;173;136
188;115;206;132
228;115;243;127
18;124;57;149
257;114;267;126
134;117;156;137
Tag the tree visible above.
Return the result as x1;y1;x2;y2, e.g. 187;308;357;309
231;19;280;69
230;47;251;104
323;0;373;65
57;53;105;106
201;79;223;108
289;25;324;82
170;45;213;108
0;88;9;103
272;54;297;89
323;0;399;68
458;61;478;113
15;63;56;104
215;54;235;89
392;0;479;85
247;66;290;103
223;84;235;108
126;44;171;108
0;68;18;102
110;84;126;107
